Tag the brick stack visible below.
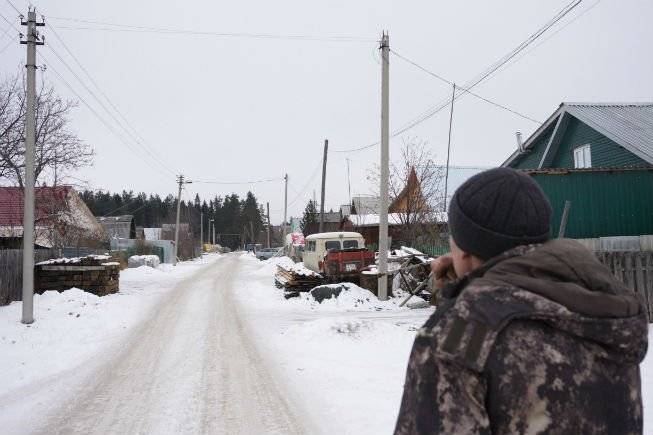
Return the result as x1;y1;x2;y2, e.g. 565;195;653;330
35;255;120;296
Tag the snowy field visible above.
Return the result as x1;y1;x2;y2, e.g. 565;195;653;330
1;252;652;434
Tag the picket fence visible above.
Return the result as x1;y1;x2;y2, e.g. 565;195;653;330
595;251;653;321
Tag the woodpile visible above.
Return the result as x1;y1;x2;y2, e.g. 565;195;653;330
35;255;121;296
274;264;324;292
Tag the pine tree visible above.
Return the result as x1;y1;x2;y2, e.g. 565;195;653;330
300;200;318;235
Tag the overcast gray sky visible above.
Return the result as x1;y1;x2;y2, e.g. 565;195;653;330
1;0;651;223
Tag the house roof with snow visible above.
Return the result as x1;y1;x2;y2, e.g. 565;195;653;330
98;215;136;239
346;212;448;227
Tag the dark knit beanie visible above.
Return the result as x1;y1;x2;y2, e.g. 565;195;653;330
448;167;552;260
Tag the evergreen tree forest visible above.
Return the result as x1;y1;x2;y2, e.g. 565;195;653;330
80;190;266;249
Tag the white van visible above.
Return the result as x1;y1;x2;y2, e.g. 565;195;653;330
302;231;367;274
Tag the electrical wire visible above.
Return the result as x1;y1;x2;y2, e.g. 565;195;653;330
332;0;582;154
44;43;177;177
491;0;602;78
39;52;173;182
287;158;322;208
0;10;17;28
46;16;376;43
3;0;21;15
45;20;178;176
0;36;12;53
389;49;541;124
194;177;282;185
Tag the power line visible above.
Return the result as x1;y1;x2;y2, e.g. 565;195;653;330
287;159;322;207
491;0;602;78
39;53;173;181
332;0;582;154
45;20;178;176
0;36;12;53
3;0;20;15
46;16;376;43
0;10;17;28
44;43;177;177
194;177;282;185
389;49;541;124
0;11;175;182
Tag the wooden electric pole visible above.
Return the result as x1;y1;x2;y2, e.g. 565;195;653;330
443;83;456;212
319;139;328;232
266;202;271;248
282;174;288;243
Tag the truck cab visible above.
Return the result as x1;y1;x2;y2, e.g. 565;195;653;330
303;232;375;279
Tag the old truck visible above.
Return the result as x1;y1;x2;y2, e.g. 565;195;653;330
302;231;375;281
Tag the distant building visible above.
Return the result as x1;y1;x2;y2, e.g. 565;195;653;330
98;215;136;239
143;228;163;241
351;195;380;215
503;102;653;239
304;210;344;236
0;186;106;249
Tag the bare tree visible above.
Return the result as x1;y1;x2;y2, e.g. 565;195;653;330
367;137;446;245
0;71;94;187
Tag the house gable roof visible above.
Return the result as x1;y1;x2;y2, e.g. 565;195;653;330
0;186;72;226
503;102;653;167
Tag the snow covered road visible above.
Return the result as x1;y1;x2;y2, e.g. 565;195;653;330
9;254;304;435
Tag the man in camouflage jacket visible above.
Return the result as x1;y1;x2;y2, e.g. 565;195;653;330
394;168;648;434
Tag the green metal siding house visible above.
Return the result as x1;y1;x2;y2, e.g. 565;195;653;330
503;103;653;239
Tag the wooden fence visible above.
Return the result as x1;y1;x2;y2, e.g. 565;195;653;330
595;251;653;321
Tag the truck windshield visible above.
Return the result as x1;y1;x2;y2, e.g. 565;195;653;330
342;240;358;249
325;241;341;251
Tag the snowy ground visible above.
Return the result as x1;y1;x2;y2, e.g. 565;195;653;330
233;255;434;434
1;252;652;434
0;254;224;434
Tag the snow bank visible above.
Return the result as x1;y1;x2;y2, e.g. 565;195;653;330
296;282;405;311
128;254;160;268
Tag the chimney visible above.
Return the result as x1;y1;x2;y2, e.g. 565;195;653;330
515;131;524;152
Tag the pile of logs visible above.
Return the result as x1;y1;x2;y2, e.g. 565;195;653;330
274;264;324;292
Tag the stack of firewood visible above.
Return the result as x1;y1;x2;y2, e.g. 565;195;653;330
274;264;323;292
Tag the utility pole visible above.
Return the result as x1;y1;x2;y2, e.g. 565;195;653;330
319;139;328;232
173;175;191;265
378;31;390;301
282;174;288;243
200;213;203;253
443;83;456;213
20;9;44;324
266;202;271;248
346;158;352;210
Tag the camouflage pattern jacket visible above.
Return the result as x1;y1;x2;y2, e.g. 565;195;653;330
394;239;648;435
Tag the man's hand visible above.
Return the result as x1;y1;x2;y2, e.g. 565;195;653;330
431;254;457;290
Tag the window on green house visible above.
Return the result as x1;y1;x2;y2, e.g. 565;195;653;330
573;144;592;168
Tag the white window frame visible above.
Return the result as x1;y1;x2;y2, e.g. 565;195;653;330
573;144;592;168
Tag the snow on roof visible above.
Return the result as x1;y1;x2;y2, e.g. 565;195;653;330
305;231;363;240
348;212;448;226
